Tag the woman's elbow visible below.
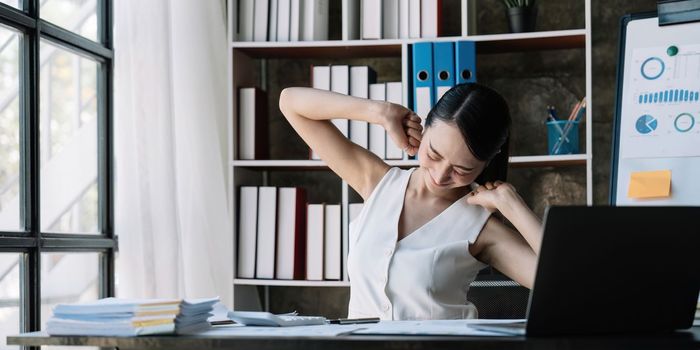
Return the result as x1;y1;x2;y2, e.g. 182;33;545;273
278;87;293;115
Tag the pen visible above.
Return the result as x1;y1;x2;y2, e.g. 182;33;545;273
327;317;380;325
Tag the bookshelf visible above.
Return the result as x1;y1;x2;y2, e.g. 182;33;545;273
227;0;593;311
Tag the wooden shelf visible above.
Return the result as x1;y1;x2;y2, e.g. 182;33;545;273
234;279;350;287
230;29;586;59
232;154;588;169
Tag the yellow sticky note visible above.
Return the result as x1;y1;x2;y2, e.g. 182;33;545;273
628;170;672;199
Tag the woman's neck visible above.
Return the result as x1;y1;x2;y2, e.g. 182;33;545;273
409;167;470;204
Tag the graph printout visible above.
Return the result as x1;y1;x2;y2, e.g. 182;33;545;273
619;43;700;159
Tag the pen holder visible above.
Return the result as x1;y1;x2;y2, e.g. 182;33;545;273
546;120;580;155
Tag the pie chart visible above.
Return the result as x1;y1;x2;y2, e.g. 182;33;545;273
635;114;658;134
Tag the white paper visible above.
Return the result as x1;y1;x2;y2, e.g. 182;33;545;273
350;319;525;336
201;324;364;337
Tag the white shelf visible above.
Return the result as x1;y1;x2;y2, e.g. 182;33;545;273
232;154;589;169
230;29;586;58
231;29;585;48
234;279;350;287
508;154;589;167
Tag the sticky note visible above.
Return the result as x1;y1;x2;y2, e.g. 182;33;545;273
628;170;671;199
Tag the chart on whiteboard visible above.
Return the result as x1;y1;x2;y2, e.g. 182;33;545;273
619;43;700;159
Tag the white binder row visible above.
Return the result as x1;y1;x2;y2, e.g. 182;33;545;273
237;0;329;42
347;0;440;40
311;65;406;160
235;0;441;42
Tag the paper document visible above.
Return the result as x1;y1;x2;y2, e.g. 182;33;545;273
628;170;672;199
350;319;525;336
201;324;364;337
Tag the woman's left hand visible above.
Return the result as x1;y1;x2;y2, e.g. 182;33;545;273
466;181;518;213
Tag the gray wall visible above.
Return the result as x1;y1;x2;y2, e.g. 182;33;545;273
254;0;658;318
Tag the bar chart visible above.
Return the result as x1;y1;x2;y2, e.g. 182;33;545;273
637;89;700;104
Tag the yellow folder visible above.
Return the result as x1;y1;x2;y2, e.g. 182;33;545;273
628;170;671;199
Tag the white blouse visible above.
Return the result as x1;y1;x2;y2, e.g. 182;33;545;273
347;167;491;320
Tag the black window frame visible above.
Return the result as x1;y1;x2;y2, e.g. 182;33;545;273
0;0;115;340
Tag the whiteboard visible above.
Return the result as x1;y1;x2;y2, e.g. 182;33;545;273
611;13;700;205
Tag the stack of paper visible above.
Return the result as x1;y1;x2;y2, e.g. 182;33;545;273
45;297;219;336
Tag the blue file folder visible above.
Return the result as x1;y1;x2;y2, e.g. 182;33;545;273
433;42;455;103
411;42;434;124
455;41;476;84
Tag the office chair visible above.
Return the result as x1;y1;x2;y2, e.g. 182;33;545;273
467;269;530;319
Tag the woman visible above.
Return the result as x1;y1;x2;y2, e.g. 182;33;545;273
278;83;542;320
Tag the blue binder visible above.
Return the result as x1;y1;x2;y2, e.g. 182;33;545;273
455;41;477;84
411;42;434;123
433;42;455;103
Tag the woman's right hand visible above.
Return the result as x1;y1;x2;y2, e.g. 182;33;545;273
380;102;423;156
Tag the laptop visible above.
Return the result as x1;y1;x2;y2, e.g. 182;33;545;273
472;206;700;336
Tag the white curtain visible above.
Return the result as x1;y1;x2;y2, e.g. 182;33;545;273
114;0;232;307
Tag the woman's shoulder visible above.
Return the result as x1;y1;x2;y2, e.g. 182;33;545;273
365;167;412;202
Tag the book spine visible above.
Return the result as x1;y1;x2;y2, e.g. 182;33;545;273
294;189;308;279
306;204;325;280
237;187;258;278
255;187;278;279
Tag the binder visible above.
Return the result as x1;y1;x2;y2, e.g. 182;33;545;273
239;0;255;41
237;186;258;278
349;66;376;149
385;82;404;160
398;0;409;39
302;0;329;41
255;187;277;279
238;87;268;160
421;0;440;38
276;187;307;280
277;0;291;41
455;41;477;84
342;0;361;40
433;42;455;103
306;204;325;281
383;0;399;39
290;0;301;41
268;0;279;41
412;42;434;126
330;65;350;138
368;83;386;158
361;0;382;39
408;0;421;38
253;0;269;41
324;204;341;280
311;65;331;159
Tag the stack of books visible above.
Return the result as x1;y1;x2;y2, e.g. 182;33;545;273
45;297;219;336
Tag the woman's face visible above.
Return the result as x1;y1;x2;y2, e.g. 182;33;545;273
417;120;487;194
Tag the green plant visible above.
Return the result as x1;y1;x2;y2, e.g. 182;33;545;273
503;0;535;8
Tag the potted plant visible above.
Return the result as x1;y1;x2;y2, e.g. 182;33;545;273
504;0;537;33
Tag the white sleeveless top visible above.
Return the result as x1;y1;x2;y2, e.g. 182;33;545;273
347;167;491;320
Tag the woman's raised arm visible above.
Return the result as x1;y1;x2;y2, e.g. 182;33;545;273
279;87;422;200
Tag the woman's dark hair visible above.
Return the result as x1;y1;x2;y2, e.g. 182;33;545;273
425;83;511;184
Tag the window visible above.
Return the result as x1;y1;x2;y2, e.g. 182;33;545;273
0;0;113;343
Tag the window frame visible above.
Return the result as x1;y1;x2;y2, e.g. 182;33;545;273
0;0;114;337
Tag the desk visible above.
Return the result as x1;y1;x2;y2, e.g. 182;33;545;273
8;327;700;350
